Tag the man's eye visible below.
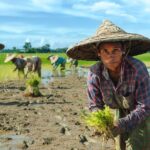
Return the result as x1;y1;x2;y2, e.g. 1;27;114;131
103;49;108;53
113;49;121;53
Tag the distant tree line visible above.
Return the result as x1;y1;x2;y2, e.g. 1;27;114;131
1;42;68;53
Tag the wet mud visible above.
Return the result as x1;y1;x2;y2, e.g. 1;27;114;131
0;69;115;150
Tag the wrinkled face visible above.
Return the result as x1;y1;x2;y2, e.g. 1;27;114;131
98;42;123;71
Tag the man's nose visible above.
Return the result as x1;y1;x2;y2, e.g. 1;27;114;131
107;52;115;57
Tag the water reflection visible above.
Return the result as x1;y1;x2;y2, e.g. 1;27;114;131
41;67;89;85
148;68;150;75
41;67;150;85
0;134;33;150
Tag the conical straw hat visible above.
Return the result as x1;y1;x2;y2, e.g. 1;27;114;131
49;55;59;64
0;43;4;50
4;54;17;63
67;20;150;60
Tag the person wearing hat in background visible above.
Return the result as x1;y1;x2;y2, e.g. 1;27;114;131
4;54;41;78
0;43;5;51
24;56;42;77
4;54;26;78
47;55;66;71
67;58;78;69
67;20;150;150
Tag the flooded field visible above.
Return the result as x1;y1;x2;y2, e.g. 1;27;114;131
41;67;88;85
0;66;149;150
0;67;115;150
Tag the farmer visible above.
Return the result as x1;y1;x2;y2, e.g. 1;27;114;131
4;54;42;78
67;58;78;69
24;56;42;77
67;20;150;150
47;55;66;70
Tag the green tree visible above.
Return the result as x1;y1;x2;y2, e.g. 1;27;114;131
12;46;17;51
40;44;51;53
23;42;32;52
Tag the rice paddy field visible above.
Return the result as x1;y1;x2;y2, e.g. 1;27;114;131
0;52;149;150
0;52;149;81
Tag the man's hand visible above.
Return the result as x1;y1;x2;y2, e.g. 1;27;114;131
13;67;17;72
111;126;120;137
111;122;124;137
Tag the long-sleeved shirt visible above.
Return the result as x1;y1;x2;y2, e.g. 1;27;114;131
53;57;66;69
87;56;150;132
13;58;26;71
25;56;41;71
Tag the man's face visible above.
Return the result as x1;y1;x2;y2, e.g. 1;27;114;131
98;42;123;71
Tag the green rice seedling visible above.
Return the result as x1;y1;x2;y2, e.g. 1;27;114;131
24;75;42;97
0;65;18;81
82;106;114;140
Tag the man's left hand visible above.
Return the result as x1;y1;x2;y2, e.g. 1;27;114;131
111;122;124;137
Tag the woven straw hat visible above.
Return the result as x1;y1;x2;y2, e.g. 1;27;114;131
48;55;59;64
4;54;17;63
0;43;4;50
66;20;150;60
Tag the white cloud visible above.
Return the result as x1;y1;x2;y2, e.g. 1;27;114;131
32;0;63;6
31;0;63;11
122;0;150;6
0;24;31;34
105;10;137;22
73;1;121;12
91;1;121;12
0;0;150;49
73;1;137;22
0;1;12;10
25;38;30;43
0;0;136;22
121;0;150;13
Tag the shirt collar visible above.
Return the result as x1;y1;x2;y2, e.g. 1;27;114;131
102;59;125;83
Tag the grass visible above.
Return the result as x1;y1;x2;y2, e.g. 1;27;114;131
1;52;150;65
0;52;149;81
0;53;68;65
0;65;18;81
82;106;114;140
25;75;41;97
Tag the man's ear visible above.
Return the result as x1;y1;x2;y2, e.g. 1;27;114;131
97;50;101;57
122;43;127;55
122;51;125;55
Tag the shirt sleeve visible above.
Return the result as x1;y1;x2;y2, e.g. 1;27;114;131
87;70;104;111
53;63;58;70
15;59;24;70
118;69;150;132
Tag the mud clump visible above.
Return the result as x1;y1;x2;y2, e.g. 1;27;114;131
0;75;115;150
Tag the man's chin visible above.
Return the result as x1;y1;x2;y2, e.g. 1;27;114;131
105;63;119;70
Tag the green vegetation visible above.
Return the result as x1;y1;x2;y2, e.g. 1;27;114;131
134;53;150;62
0;65;18;81
24;75;41;97
82;106;114;140
0;52;149;81
0;52;149;65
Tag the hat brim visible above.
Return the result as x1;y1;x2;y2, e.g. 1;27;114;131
4;54;16;63
0;44;4;50
50;56;59;64
67;33;150;60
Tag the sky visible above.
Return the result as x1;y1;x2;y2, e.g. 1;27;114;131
0;0;150;49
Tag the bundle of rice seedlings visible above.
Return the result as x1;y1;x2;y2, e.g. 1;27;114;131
24;75;42;97
82;106;114;140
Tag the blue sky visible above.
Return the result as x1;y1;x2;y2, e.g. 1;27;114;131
0;0;150;49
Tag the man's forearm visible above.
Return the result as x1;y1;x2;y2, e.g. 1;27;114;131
118;104;149;132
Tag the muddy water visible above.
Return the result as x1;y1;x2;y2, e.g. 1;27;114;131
0;66;149;150
41;67;150;85
148;68;150;74
0;133;33;150
41;67;89;85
